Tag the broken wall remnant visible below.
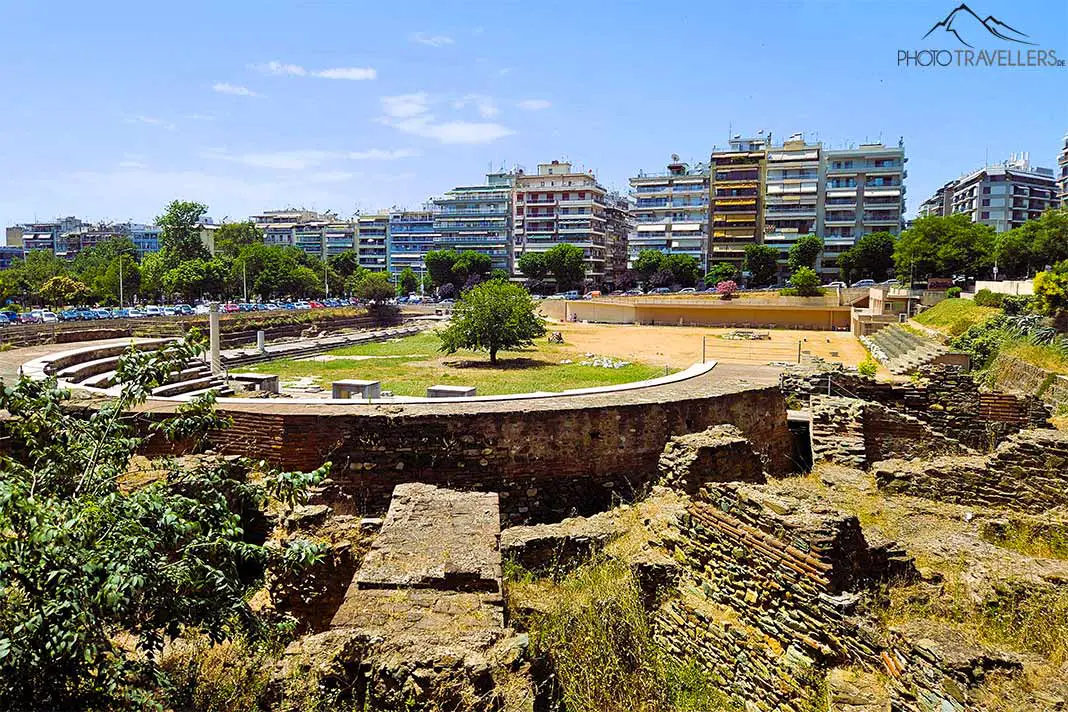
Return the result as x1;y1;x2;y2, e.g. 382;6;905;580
657;424;766;493
874;428;1068;513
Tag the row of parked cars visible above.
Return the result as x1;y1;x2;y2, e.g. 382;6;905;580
0;297;364;325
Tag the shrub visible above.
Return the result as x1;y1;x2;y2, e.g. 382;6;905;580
974;288;1007;308
946;286;962;298
858;358;878;377
788;267;823;297
715;280;737;300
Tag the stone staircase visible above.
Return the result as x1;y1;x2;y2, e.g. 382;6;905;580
864;324;949;375
48;342;233;398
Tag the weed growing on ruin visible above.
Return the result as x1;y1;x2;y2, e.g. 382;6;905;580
510;558;733;712
981;519;1068;560
160;633;285;712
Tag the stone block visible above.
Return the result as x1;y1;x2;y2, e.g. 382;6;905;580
332;379;381;399
658;425;766;495
426;384;477;398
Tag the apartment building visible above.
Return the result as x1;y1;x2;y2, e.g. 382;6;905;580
763;135;822;278
917;154;1059;233
388;208;438;279
603;192;632;286
512;160;608;285
628;156;709;270
820;142;907;275
433;172;514;273
709;135;769;268
357;213;390;272
1056;133;1068;204
252;210;358;262
8;217;88;255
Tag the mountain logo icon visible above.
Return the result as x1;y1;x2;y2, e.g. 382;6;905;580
922;3;1036;48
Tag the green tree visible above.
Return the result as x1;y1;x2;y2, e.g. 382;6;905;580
894;214;995;283
517;251;550;281
424;249;459;287
73;236;137;297
704;262;738;288
213;221;263;259
544;243;586;291
353;271;395;302
838;232;896;283
0;335;327;710
788;267;823;296
328;250;361;279
438;280;547;364
633;249;664;281
787;234;823;272
452;250;493;286
1034;261;1068;318
99;254;141;305
15;250;69;299
157;200;211;264
1031;208;1068;268
139;251;166;301
661;254;701;287
38;275;93;306
397;267;419;296
743;244;779;287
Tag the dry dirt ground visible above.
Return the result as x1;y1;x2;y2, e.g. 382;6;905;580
550;321;868;370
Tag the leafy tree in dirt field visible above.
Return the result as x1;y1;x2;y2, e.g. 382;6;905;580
788;266;823;296
743;244;779;287
787;234;823;272
438;279;546;364
0;333;328;711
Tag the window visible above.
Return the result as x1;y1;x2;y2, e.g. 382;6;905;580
982;186;990;194
981;199;990;207
578;192;586;199
981;211;990;219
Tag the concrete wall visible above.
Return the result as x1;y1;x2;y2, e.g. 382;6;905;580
562;300;850;330
968;280;1034;297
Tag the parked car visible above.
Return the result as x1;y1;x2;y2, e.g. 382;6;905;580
679;287;697;294
174;304;194;315
60;309;80;321
222;303;240;313
193;304;210;315
850;279;875;288
0;313;10;326
2;311;19;323
308;301;325;309
30;309;59;323
293;301;310;310
826;281;846;289
144;305;163;317
623;289;643;296
128;308;146;318
653;287;672;294
91;308;112;320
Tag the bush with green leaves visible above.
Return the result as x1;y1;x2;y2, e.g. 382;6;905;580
946;286;962;299
973;288;1007;308
0;334;328;711
858;358;878;377
786;267;823;297
438;279;546;364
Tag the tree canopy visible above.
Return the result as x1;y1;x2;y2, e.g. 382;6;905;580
744;244;779;287
894;214;996;283
787;234;823;272
437;280;546;363
543;243;586;291
837;232;896;283
0;335;327;710
634;250;665;281
705;262;738;288
157;200;211;265
994;208;1068;279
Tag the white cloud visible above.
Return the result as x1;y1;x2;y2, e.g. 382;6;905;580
313;67;377;80
128;115;176;130
378;93;514;144
517;99;551;111
186;113;216;121
381;93;431;119
251;60;307;76
251;60;376;81
410;32;454;47
453;93;499;118
213;82;259;97
202;147;419;171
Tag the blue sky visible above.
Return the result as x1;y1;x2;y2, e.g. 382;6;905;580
0;0;1065;230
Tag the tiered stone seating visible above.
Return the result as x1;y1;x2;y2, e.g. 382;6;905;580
867;325;948;375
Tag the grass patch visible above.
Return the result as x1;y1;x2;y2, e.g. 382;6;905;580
508;559;737;712
999;339;1068;375
981;519;1068;560
244;331;668;397
913;298;1001;338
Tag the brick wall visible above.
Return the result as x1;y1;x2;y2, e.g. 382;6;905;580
150;384;793;525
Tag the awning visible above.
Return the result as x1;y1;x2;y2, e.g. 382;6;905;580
670;223;701;232
636;224;667;232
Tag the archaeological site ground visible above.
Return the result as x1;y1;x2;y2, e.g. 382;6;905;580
2;302;1067;712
